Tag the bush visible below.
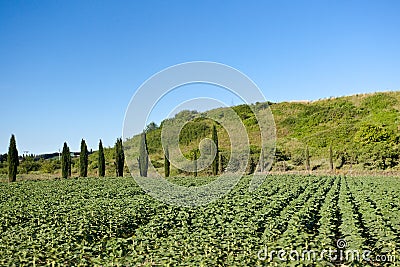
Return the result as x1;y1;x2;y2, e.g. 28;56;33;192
358;142;399;170
273;161;293;172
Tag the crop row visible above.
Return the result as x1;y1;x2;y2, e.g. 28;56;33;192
0;175;399;266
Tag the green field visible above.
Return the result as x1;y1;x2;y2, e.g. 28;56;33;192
0;175;399;266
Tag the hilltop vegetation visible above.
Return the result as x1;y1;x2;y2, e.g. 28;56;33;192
1;91;399;179
137;91;400;174
273;91;400;171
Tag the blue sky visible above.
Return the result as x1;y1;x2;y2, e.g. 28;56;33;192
1;0;400;154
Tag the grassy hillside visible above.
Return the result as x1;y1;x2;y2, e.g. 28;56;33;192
272;91;400;171
1;91;399;179
128;91;400;174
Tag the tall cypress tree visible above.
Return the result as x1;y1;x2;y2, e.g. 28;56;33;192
212;125;219;176
80;139;88;177
115;138;125;177
8;134;19;182
61;142;71;178
219;153;224;174
305;145;310;172
68;148;71;177
98;139;105;177
164;146;170;178
193;149;198;177
329;144;334;171
139;132;148;177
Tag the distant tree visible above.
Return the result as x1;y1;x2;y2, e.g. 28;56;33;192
329;144;334;171
80;139;88;177
138;132;148;177
192;149;198;177
115;138;125;177
98;140;105;177
145;122;158;133
61;142;71;178
164;146;170;178
248;157;256;175
219;153;224;174
8;135;19;182
305;145;310;172
212;125;219;176
259;149;265;173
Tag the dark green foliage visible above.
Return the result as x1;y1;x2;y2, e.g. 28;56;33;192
146;128;162;154
248;157;256;174
211;125;219;176
192;149;198;177
0;153;6;164
329;144;334;171
115;138;125;177
80;139;88;177
219;153;224;174
179;120;210;146
7;135;18;182
275;147;290;162
232;104;258;127
359;142;399;170
145;122;158;133
138;133;148;177
305;145;310;171
61;142;71;179
164;146;170;178
98;140;105;177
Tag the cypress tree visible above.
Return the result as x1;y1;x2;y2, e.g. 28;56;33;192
219;153;224;174
260;148;265;173
164;146;170;178
115;138;125;177
211;125;219;176
80;139;88;177
68;149;71;177
248;157;256;174
193;149;198;177
7;134;19;182
61;142;71;178
305;145;310;172
329;144;334;171
139;132;148;177
98;139;105;177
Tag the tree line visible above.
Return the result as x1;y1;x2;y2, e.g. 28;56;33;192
5;135;126;182
4;124;222;181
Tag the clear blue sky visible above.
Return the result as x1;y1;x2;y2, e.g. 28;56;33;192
1;0;400;154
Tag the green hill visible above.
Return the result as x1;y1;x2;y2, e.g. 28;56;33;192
2;91;399;179
126;91;400;175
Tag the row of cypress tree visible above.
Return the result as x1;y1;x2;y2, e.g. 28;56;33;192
60;139;119;178
5;135;120;181
5;125;219;181
50;139;107;179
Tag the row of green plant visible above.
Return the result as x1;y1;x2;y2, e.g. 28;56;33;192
0;174;398;265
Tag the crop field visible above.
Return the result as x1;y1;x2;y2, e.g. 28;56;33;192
0;175;399;266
